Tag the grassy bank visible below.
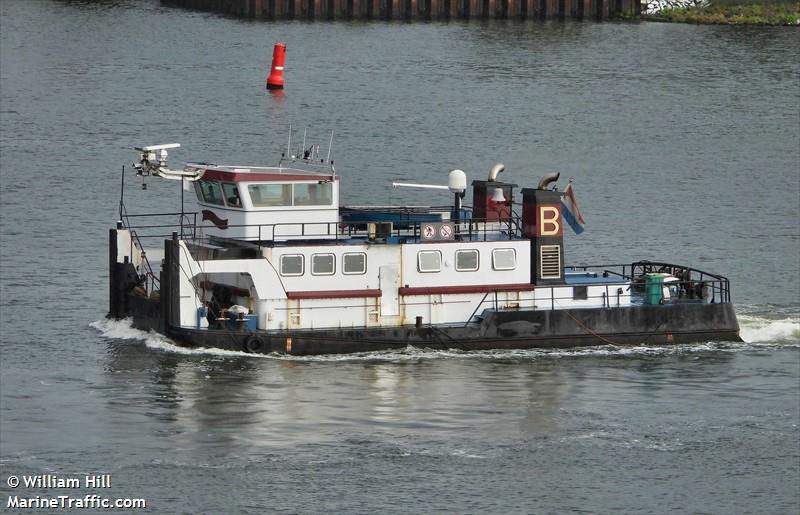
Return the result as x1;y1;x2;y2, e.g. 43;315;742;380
645;2;800;25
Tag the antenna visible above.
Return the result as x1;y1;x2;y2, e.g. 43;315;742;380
326;130;334;164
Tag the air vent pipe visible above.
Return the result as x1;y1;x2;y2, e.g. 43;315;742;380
488;163;505;181
537;171;560;190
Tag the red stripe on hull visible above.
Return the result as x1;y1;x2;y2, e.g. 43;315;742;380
399;283;534;296
287;289;382;300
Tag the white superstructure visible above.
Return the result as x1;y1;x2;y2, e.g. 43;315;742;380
117;141;632;334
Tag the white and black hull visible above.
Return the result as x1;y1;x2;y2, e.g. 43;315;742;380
110;242;741;356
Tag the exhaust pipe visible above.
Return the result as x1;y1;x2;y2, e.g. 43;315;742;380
537;171;560;190
488;163;505;181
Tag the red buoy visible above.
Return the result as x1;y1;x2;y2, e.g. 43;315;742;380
266;43;286;90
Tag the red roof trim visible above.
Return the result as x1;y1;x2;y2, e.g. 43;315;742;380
399;283;534;296
202;169;338;183
286;289;382;300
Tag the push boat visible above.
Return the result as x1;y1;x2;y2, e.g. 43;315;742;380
108;139;741;356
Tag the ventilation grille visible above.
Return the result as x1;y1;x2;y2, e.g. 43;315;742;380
540;245;562;279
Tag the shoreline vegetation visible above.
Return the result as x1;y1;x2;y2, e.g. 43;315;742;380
643;2;800;25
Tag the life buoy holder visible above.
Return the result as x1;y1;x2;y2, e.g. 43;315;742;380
243;335;265;354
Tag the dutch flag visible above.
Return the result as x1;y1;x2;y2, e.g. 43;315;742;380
561;180;585;234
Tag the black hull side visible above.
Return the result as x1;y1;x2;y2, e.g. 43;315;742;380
161;303;741;356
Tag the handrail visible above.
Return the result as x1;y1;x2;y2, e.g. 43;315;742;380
118;210;527;246
565;261;731;304
119;204;161;293
116;207;733;305
464;291;492;327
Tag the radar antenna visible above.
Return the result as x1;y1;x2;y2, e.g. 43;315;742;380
132;143;203;181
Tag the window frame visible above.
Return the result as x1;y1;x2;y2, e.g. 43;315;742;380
455;249;480;272
248;183;293;207
311;253;336;276
221;182;242;208
342;252;367;275
417;250;442;273
279;254;305;277
293;182;333;207
196;179;225;206
492;248;516;271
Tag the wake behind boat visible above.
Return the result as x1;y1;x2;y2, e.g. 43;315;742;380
108;135;741;355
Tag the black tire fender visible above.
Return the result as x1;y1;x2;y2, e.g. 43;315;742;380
243;335;265;354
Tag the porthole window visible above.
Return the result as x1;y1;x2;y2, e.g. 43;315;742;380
492;248;516;271
311;253;335;276
418;250;442;273
455;249;479;272
343;252;366;275
280;254;304;276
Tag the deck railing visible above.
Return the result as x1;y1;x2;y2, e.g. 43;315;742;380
117;209;525;249
116;211;732;307
566;261;731;304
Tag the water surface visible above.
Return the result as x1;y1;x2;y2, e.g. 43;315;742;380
1;1;798;513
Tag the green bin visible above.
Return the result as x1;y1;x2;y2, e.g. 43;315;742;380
644;273;667;305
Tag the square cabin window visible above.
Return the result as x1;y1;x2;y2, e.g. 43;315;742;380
311;254;335;276
293;182;333;206
221;182;242;208
455;249;479;272
343;253;366;275
492;248;516;271
248;184;292;207
418;250;442;273
196;179;224;205
280;254;304;276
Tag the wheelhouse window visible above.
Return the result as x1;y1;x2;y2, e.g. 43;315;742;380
293;182;333;206
196;179;224;205
280;254;304;276
221;182;242;208
455;249;479;272
248;184;292;207
418;250;442;273
492;248;516;271
311;254;335;276
343;253;366;275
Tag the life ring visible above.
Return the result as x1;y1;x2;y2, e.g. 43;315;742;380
243;335;265;354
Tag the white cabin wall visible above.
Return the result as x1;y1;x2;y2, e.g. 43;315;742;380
532;284;631;310
187;253;287;329
270;244;398;293
401;293;480;326
179;236;631;332
176;242;210;328
278;297;380;330
195;206;340;241
263;244;399;330
401;240;531;288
